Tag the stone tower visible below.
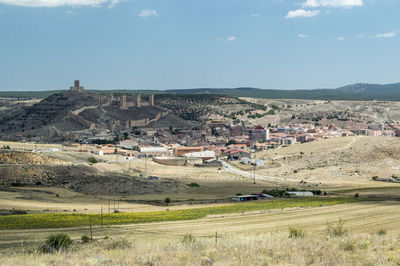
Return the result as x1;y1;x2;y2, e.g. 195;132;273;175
70;80;84;92
136;94;141;107
149;94;154;107
121;95;127;109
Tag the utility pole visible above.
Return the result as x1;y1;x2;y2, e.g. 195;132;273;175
144;155;147;175
253;151;256;184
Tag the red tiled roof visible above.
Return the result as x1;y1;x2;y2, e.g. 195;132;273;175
225;148;250;154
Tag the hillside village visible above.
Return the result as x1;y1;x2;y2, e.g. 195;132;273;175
2;81;400;170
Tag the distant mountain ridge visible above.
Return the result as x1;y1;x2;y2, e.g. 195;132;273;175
1;82;400;101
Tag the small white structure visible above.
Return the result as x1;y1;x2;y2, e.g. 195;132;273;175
241;157;251;164
255;159;264;166
119;140;138;150
283;191;313;197
184;151;215;160
140;147;169;156
40;148;59;152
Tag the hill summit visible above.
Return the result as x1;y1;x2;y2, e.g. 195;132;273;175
0;81;193;141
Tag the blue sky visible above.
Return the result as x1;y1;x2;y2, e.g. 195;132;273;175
0;0;399;91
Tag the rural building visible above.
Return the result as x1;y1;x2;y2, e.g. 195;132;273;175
175;146;204;157
241;157;252;164
225;148;251;160
227;143;248;150
255;159;264;166
96;147;115;155
183;151;215;160
140;146;169;156
282;137;297;145
249;126;269;142
232;195;259;202
283;191;313;197
119;140;138;149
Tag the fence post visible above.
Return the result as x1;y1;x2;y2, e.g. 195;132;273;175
101;206;103;228
215;231;218;244
89;218;93;241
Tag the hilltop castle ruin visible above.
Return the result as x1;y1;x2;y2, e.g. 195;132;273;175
70;80;84;92
66;80;166;131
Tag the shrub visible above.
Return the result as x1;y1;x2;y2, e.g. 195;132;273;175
81;235;91;243
289;227;305;238
103;237;132;250
327;218;346;237
39;233;72;253
372;176;378;181
187;183;200;187
354;193;359;198
87;157;98;164
182;233;196;244
1;145;10;149
341;241;355;252
377;229;386;235
164;197;171;205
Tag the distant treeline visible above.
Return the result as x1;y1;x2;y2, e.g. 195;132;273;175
2;82;400;101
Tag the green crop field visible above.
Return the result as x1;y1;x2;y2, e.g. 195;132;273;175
0;197;362;230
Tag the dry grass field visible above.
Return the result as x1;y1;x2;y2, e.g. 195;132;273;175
2;136;400;265
252;136;400;188
1;201;400;265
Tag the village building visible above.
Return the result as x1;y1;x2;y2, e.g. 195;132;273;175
175;146;204;157
119;140;138;149
225;148;251;160
249;126;269;142
140;146;169;156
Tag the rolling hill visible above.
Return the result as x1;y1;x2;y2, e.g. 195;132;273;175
1;82;400;101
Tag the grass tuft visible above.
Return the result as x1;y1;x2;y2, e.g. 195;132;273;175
289;227;305;238
327;218;346;237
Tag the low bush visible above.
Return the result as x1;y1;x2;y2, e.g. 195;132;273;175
164;197;171;205
87;157;98;164
81;235;91;243
377;229;386;235
187;183;200;187
39;233;72;253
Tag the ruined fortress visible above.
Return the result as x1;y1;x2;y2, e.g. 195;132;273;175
67;80;168;131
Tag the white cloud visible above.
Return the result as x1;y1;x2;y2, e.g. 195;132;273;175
337;36;345;40
355;34;365;38
374;31;396;38
302;0;363;8
298;33;309;38
0;0;119;7
217;36;237;42
138;9;157;18
285;9;320;18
